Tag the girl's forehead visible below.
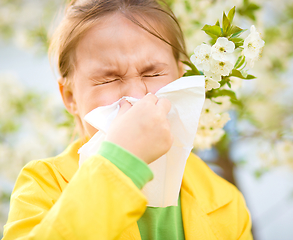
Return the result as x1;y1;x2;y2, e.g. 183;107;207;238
75;13;174;69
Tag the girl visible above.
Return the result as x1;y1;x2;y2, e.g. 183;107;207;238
3;0;252;239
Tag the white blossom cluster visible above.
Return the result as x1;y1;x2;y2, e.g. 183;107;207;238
0;74;71;181
190;25;264;92
194;96;231;150
190;37;236;149
190;25;264;150
191;37;235;91
258;140;293;169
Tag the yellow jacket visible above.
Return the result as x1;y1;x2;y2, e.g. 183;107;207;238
3;140;252;240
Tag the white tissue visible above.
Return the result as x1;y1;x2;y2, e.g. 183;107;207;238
78;75;205;207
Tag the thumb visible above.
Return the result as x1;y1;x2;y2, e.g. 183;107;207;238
117;99;132;116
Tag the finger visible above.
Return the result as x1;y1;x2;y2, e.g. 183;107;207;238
117;99;132;116
156;98;171;115
141;93;158;104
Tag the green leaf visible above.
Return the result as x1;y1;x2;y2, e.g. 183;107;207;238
219;89;237;101
183;70;196;77
229;37;244;48
234;55;246;69
181;61;201;75
229;25;245;36
230;98;243;108
222;12;231;35
235;42;244;48
219;76;229;87
228;37;244;48
230;26;243;35
215;20;220;27
228;6;236;23
230;37;243;43
202;24;222;38
230;69;256;79
206;89;238;101
205;31;219;40
248;3;260;10
230;29;247;38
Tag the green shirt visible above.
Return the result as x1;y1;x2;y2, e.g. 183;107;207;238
97;141;185;240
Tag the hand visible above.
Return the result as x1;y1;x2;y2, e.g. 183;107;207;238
105;94;173;164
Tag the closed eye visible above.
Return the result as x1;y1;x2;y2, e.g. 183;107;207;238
143;73;163;77
92;78;120;85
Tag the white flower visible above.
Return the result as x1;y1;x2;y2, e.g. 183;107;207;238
210;59;234;76
242;25;265;68
211;37;235;62
190;44;212;72
199;99;230;126
201;99;222;115
214;112;231;128
199;99;231;128
194;98;231;150
194;127;225;150
204;71;221;91
205;79;220;91
258;150;278;167
200;111;230;130
204;71;221;82
213;96;232;112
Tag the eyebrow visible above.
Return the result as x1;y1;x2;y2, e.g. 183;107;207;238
88;68;119;79
140;62;168;74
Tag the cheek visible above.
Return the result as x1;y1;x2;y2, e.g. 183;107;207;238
144;76;173;93
82;89;124;137
76;85;119;116
144;69;179;93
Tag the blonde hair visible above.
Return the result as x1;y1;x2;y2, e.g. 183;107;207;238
49;0;188;86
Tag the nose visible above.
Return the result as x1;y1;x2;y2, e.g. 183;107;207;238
120;77;148;99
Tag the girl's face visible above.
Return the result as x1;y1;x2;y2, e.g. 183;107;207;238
60;13;183;137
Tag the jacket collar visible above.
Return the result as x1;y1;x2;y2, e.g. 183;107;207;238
181;152;233;214
52;139;82;182
180;153;233;240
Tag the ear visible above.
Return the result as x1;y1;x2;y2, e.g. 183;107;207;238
178;61;185;77
58;78;78;115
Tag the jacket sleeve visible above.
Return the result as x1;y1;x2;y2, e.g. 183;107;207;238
3;154;148;240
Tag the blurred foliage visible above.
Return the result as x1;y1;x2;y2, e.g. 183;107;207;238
237;0;260;21
0;0;65;53
0;73;74;236
0;1;71;234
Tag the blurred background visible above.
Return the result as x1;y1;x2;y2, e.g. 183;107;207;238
0;0;292;239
